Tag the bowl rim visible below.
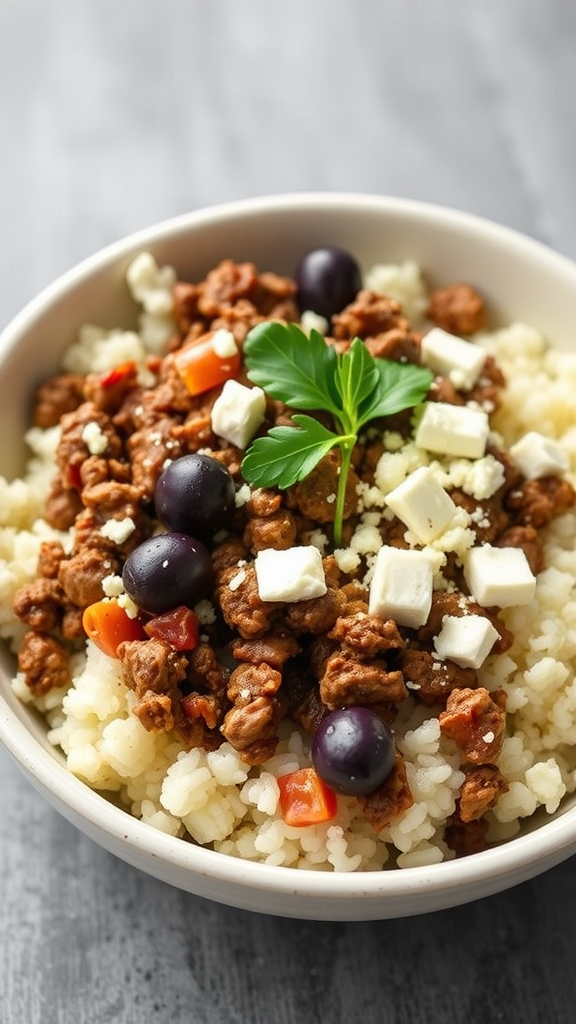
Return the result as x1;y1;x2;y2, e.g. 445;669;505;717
3;190;576;907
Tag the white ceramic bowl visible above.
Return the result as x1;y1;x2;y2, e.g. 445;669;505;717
2;193;576;921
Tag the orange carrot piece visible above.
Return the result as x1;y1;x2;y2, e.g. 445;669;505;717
277;767;338;827
82;599;146;658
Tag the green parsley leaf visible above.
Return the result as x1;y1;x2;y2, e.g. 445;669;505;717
241;414;342;489
241;320;434;547
244;321;342;415
357;359;433;427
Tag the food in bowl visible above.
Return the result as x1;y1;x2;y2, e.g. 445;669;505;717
3;238;576;874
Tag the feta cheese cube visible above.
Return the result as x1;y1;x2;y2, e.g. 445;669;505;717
254;546;327;602
385;466;457;543
433;614;500;669
509;431;569;480
369;546;434;627
421;327;487;390
211;379;266;450
463;544;536;608
415;402;490;459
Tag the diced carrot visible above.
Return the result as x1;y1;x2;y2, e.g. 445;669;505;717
277;767;338;827
82;598;146;658
144;605;200;651
173;333;241;396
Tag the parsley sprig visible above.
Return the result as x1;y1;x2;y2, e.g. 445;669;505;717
241;322;433;547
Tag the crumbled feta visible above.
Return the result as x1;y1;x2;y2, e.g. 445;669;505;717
369;546;434;628
254;546;327;602
300;310;329;336
126;252;176;316
385;466;458;543
235;483;252;508
463;544;537;608
194;599;217;625
211;328;239;359
101;573;124;598
81;421;108;456
441;454;505;500
421;327;487;390
509;431;570;480
433;614;500;669
100;517;136;545
415;402;490;460
211;379;266;450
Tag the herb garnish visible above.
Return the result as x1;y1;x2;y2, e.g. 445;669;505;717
241;321;433;547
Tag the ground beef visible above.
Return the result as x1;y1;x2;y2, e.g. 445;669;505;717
445;813;489;857
328;612;405;657
357;752;414;832
217;563;280;639
221;660;285;762
428;282;486;335
33;373;86;428
18;631;71;695
44;475;84;531
288;450;359;524
132;691;175;733
505;475;576;528
231;630;301;667
399;648;476;706
320;652;407;708
439;687;507;764
458;765;509;822
332;290;416;354
59;548;120;609
118;637;188;698
13;578;64;632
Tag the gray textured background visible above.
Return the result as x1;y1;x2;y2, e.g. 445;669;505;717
2;2;576;1021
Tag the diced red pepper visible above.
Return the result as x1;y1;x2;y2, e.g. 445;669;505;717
277;767;338;827
144;605;200;651
98;361;138;389
82;598;146;657
173;334;241;396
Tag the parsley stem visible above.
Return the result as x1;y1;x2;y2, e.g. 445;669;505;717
333;438;355;548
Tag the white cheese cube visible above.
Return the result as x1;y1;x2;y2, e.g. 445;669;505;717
415;402;490;459
369;546;434;628
254;546;327;602
421;327;487;390
211;379;266;450
463;544;536;608
385;466;457;543
433;614;500;669
509;431;569;480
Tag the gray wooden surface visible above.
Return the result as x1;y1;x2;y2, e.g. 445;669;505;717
2;2;576;1021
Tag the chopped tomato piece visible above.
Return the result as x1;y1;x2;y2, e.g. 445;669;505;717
144;605;200;651
82;598;146;657
277;767;338;827
99;361;137;389
174;334;241;396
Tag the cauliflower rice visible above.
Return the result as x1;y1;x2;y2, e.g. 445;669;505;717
3;253;576;872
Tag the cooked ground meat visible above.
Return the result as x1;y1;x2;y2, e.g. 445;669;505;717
399;648;476;707
458;765;510;822
357;753;414;832
439;687;507;764
118;637;188;698
427;282;486;335
33;373;86;428
18;631;71;695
